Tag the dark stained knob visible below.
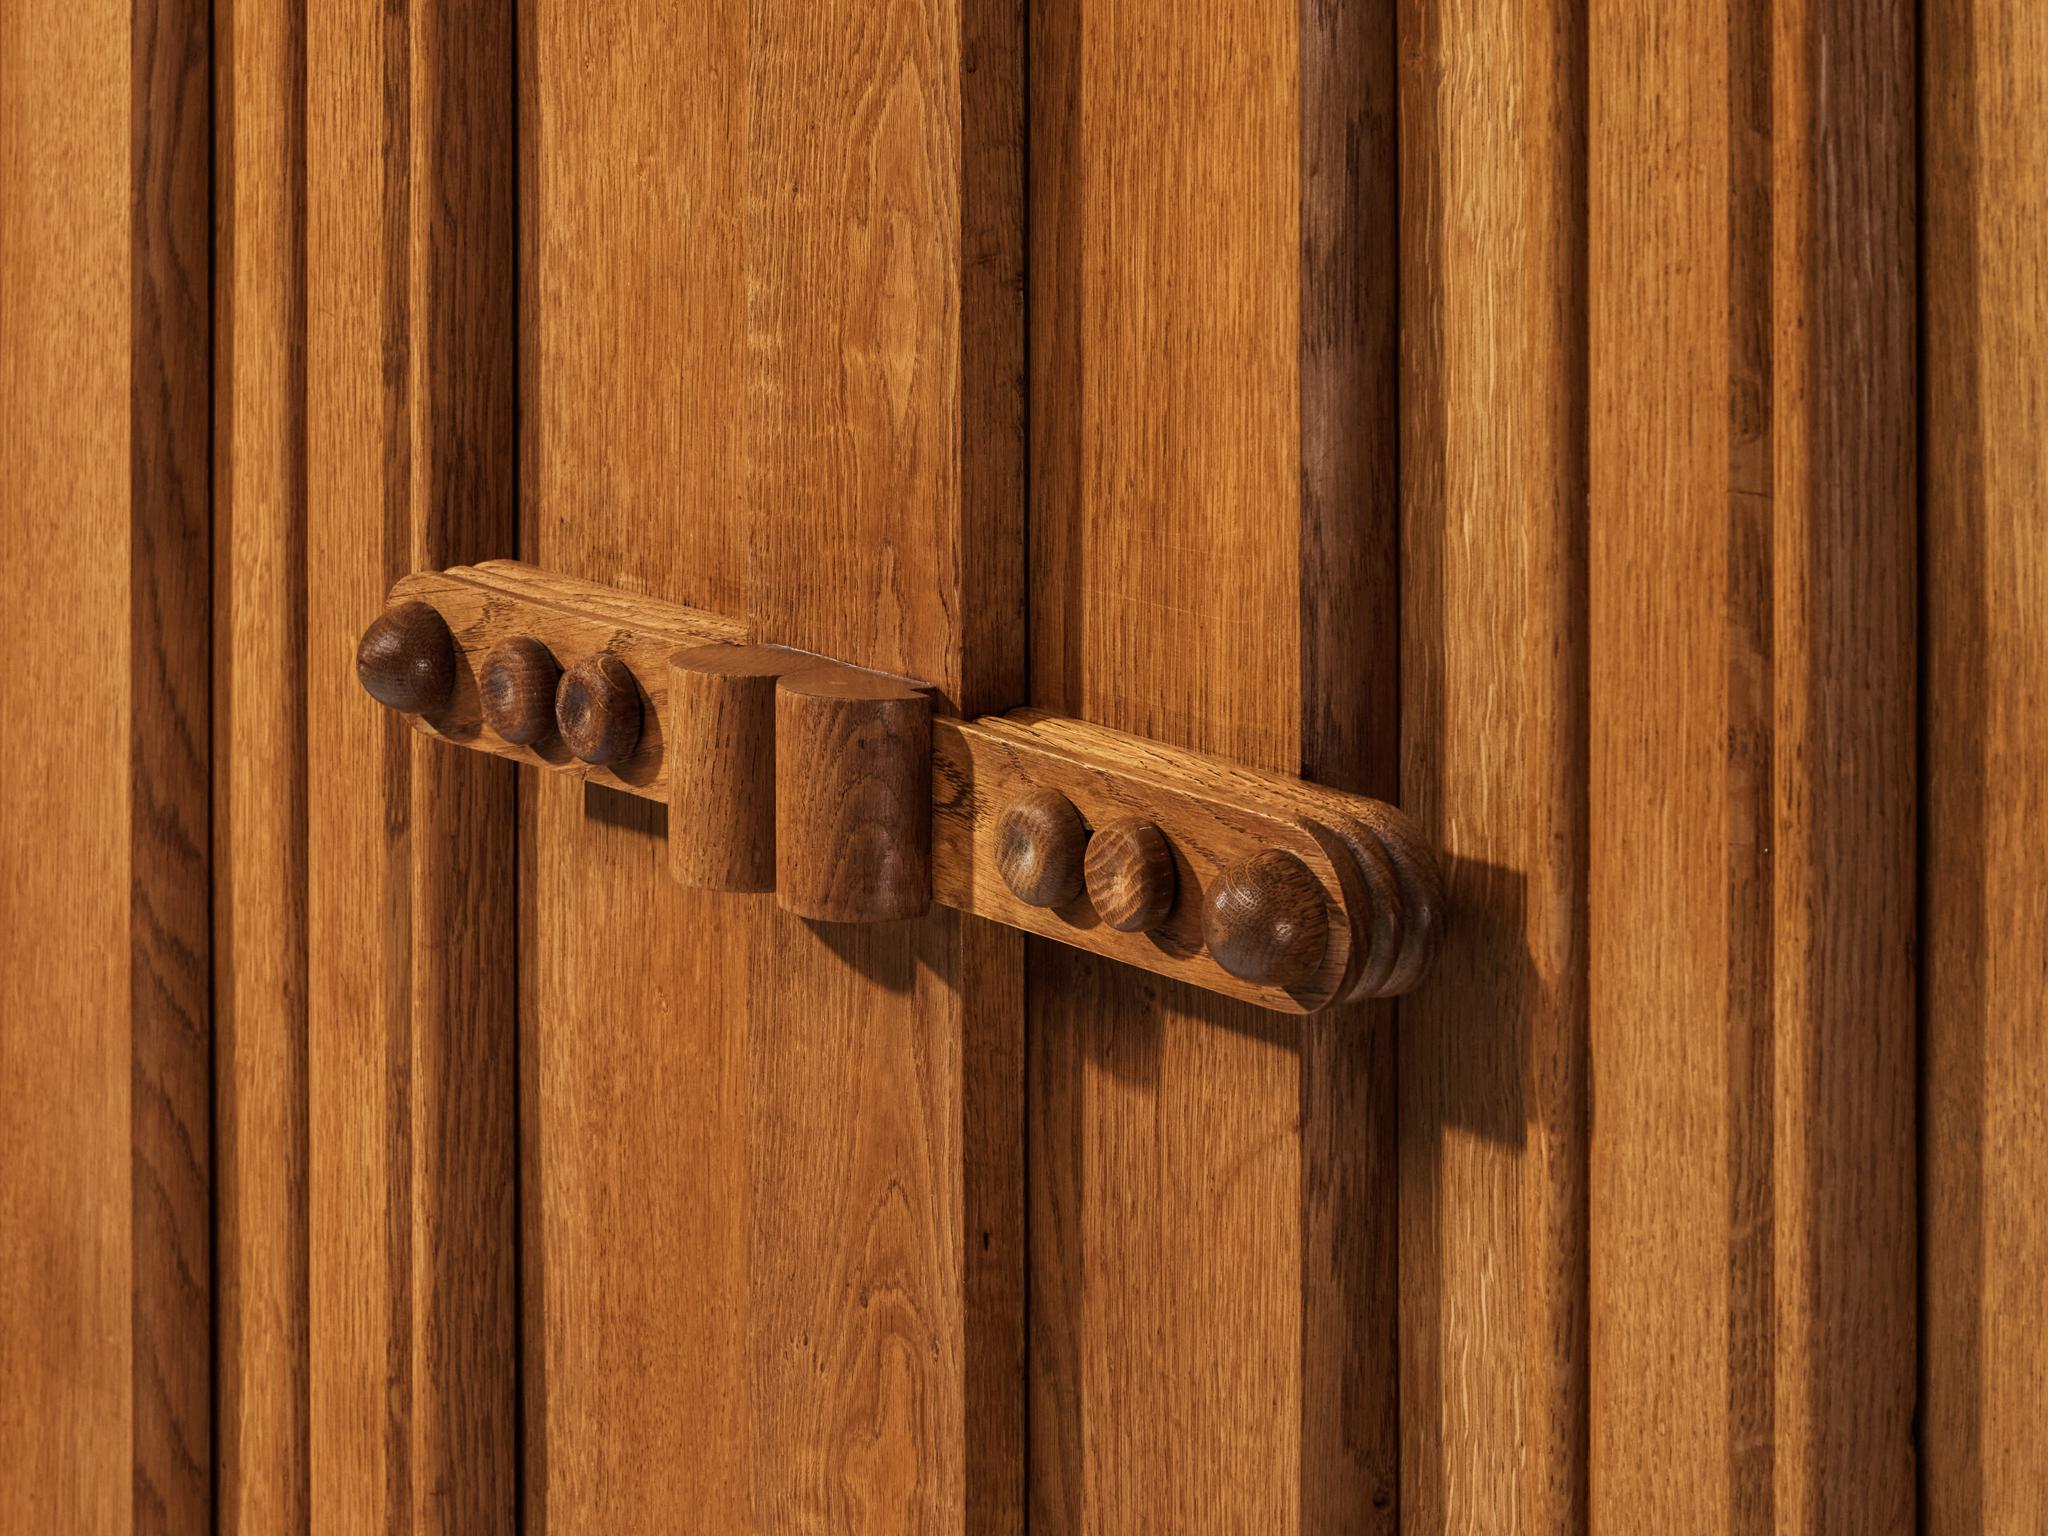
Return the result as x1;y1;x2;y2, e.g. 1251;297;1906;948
1084;816;1176;932
479;635;561;746
995;788;1088;908
1201;849;1329;988
556;653;642;765
356;600;456;715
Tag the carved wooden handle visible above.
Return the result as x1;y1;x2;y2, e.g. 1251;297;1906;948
356;562;1446;1014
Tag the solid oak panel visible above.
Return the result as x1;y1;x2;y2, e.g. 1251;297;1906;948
214;0;307;1526
521;1;1025;1531
1922;0;2048;1524
305;0;520;1527
1589;0;1915;1527
520;2;754;1525
1028;0;1400;1526
747;0;1025;1524
0;0;212;1529
1396;0;1588;1529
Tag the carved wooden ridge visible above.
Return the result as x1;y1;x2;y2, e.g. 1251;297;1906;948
356;561;1445;1014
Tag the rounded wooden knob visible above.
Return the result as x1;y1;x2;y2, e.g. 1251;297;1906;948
355;600;456;714
555;653;642;765
478;635;561;746
995;788;1088;908
1084;817;1176;932
1201;849;1329;988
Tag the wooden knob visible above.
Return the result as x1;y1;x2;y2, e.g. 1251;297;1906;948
1201;849;1329;988
355;600;456;714
555;653;642;765
1084;817;1175;932
478;635;561;745
995;788;1088;908
775;665;931;923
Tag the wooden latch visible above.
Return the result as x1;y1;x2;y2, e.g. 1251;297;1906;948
356;562;1444;1014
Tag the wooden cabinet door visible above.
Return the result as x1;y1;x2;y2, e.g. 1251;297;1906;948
6;0;2048;1533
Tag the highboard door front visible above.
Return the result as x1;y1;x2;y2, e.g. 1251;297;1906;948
16;0;2044;1531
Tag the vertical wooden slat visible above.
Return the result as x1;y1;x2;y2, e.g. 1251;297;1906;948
520;2;753;1527
1396;0;1588;1528
1922;0;2048;1524
0;1;134;1516
215;0;309;1524
1027;0;1400;1527
1588;0;1915;1527
522;0;1025;1529
131;0;215;1528
305;0;520;1526
746;4;1024;1529
0;0;212;1528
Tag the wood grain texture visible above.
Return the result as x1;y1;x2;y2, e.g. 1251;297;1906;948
747;0;1025;1521
522;0;1025;1530
305;0;520;1527
1201;851;1330;990
1027;0;1400;1524
1589;0;1915;1527
555;653;643;766
2;0;211;1528
1922;0;2048;1525
773;667;933;924
214;0;308;1526
479;635;563;747
521;2;755;1524
933;713;1440;1013
1082;818;1174;935
131;0;215;1527
668;644;793;893
994;788;1088;910
390;564;749;795
1394;0;1588;1529
356;599;458;713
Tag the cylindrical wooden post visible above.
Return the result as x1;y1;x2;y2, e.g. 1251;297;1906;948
669;644;791;892
774;664;931;922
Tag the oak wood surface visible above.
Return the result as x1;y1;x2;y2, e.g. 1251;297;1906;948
305;0;521;1527
478;635;562;746
1200;851;1329;989
521;2;1024;1532
994;788;1088;909
1394;0;1589;1529
555;653;643;766
1922;0;2048;1523
932;715;1439;1013
1589;0;1916;1528
667;643;793;892
520;5;755;1520
1027;0;1401;1524
773;667;933;924
215;0;308;1526
355;600;458;714
389;564;748;793
1082;818;1174;935
132;0;216;1526
1;0;212;1528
